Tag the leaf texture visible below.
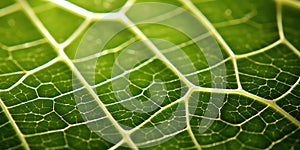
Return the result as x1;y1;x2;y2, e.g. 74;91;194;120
0;0;299;149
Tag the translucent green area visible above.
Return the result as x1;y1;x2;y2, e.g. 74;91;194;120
0;0;299;149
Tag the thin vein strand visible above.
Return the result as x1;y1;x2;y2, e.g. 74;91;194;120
274;77;300;101
276;0;285;40
18;0;138;148
0;57;59;92
7;39;47;51
283;39;300;57
277;0;300;9
179;0;242;90
236;40;282;59
193;87;300;126
0;98;30;150
0;3;20;17
120;14;195;88
18;0;59;48
185;90;202;150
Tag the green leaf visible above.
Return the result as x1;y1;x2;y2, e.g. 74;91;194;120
0;0;300;149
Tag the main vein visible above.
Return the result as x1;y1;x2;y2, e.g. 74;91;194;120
17;0;138;149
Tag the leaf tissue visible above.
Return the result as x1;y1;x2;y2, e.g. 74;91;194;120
0;0;299;149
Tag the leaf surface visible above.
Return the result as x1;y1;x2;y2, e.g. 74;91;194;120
0;0;299;149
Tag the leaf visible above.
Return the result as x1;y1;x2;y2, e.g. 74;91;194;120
0;0;300;149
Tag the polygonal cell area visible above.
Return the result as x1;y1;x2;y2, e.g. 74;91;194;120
238;44;300;99
276;83;300;120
